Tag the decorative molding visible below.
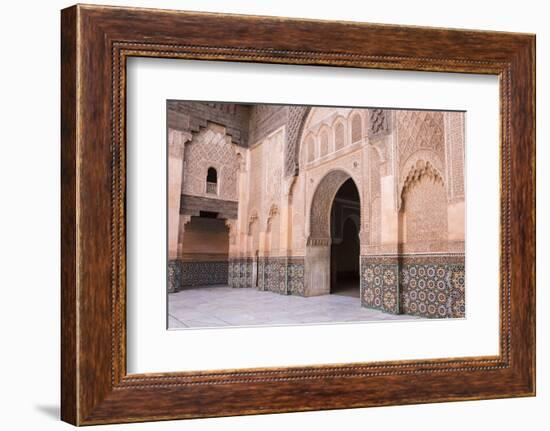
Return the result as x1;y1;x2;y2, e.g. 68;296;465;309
180;194;238;219
306;237;331;247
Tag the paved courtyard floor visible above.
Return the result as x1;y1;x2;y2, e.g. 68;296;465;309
168;285;419;329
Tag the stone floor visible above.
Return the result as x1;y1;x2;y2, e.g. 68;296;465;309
168;285;419;329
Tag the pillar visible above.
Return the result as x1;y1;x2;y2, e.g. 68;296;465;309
168;128;191;260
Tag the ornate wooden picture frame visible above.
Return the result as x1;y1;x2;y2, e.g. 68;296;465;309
61;4;535;425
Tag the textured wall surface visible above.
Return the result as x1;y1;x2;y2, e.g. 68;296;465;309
402;174;448;244
182;123;242;202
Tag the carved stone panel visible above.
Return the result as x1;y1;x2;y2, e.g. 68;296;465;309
309;170;351;240
285;105;311;177
368;109;391;136
396;110;445;172
182;124;241;202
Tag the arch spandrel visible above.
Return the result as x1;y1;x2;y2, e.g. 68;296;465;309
308;170;360;241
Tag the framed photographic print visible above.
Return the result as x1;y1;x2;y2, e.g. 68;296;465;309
61;4;536;425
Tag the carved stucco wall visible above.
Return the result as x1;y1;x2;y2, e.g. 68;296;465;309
296;108;366;252
182;123;242;202
248;145;263;221
248;212;260;254
351;113;362;143
309;170;354;241
176;106;464;257
265;131;284;216
247;127;285;242
303;153;364;245
285;105;311;177
267;205;281;256
396;111;445;171
445;111;466;201
402;173;448;244
369;145;382;245
335;121;345;151
291;174;306;255
369;109;391;136
395;110;449;209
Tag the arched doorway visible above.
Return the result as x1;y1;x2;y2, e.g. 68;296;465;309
305;170;361;297
330;178;360;297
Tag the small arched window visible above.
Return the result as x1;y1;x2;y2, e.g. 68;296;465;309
351;114;362;143
306;137;315;162
320;130;329;157
335;122;345;150
206;167;218;194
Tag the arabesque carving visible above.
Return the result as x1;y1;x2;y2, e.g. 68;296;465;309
397;111;445;170
399;159;444;209
182;124;240;201
369;109;390;136
309;170;351;240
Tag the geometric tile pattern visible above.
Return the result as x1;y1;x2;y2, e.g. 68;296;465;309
167;260;182;293
167;260;228;292
245;258;253;288
287;258;306;296
257;258;266;291
360;256;400;314
265;258;287;294
360;254;465;319
447;263;466;317
400;254;465;318
228;257;305;296
228;258;252;288
400;261;465;318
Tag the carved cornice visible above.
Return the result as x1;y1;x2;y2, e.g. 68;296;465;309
306;237;331;247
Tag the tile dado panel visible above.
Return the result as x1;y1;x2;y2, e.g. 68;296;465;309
228;258;253;288
360;254;465;319
228;257;305;296
400;254;465;319
168;260;229;292
264;258;287;294
360;256;400;314
287;258;306;296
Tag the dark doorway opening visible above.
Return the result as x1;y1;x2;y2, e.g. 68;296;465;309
330;178;360;298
